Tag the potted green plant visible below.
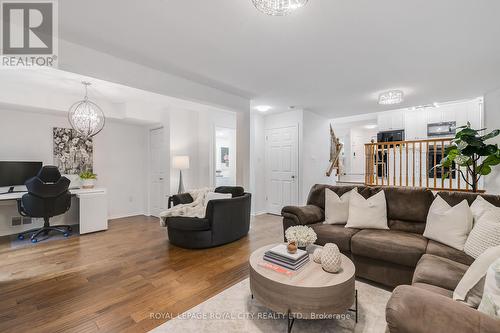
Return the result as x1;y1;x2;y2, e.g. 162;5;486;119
79;171;97;189
438;123;500;192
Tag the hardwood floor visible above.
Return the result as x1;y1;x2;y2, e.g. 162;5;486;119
0;214;283;333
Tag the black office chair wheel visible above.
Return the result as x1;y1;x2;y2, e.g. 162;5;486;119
67;226;72;231
63;232;70;237
31;238;38;243
17;234;25;240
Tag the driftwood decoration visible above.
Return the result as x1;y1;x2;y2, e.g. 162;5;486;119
326;124;343;177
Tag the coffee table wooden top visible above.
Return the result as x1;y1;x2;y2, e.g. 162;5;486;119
249;244;355;288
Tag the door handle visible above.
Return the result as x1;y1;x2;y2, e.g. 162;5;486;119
159;177;164;180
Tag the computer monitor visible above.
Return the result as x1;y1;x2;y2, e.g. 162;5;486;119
0;161;43;188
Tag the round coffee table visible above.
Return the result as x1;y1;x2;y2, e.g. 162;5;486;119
249;244;356;332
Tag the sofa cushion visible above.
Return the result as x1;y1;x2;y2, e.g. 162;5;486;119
426;240;475;266
310;223;359;253
384;187;435;223
437;191;500;208
351;229;428;267
167;217;210;231
413;254;468;291
215;186;245;197
413;282;454;298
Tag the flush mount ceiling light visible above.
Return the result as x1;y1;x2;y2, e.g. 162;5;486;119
68;81;105;139
252;0;308;16
255;105;272;112
378;90;404;105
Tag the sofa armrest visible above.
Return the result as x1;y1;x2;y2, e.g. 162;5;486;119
386;285;500;333
281;205;324;226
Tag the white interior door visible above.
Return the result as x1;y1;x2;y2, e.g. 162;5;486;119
149;127;165;217
351;141;365;174
265;126;299;215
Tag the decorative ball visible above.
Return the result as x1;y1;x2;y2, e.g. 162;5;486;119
313;248;323;264
287;241;297;254
321;243;342;273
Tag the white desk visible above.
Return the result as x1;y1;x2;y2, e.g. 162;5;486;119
0;188;108;235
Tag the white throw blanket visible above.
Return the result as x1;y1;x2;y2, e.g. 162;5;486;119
159;188;213;227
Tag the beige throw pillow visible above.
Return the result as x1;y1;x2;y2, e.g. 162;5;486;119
345;190;388;230
324;188;356;225
470;196;497;221
423;196;473;251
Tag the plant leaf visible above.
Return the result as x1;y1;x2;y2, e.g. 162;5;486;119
481;129;500;141
478;165;492;176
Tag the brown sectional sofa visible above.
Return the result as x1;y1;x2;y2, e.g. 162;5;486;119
282;184;500;333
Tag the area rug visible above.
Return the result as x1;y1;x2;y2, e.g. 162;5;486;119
150;278;392;333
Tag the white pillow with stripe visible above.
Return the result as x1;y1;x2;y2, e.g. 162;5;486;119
464;208;500;259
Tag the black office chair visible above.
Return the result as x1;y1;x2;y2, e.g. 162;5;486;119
17;166;72;243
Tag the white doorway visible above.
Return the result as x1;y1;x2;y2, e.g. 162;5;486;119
149;127;166;217
265;126;299;214
215;127;237;186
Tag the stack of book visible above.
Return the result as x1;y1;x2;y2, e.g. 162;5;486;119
263;244;309;270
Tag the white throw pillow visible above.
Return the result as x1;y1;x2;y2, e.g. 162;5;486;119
471;196;497;222
478;258;500;319
423;196;473;251
204;192;231;206
464;209;500;259
454;246;500;308
345;190;388;230
324;188;356;225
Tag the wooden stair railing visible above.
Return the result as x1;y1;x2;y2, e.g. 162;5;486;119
365;138;473;191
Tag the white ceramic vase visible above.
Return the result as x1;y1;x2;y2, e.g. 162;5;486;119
321;243;342;273
312;248;323;264
81;178;95;189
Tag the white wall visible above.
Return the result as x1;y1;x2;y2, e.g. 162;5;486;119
169;108;237;195
302;110;333;202
484;88;500;194
0;108;148;234
250;112;266;214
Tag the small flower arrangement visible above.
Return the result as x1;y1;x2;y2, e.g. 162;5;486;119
285;225;317;248
79;171;97;189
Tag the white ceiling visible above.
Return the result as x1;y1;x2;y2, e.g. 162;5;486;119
59;0;500;117
0;68;227;123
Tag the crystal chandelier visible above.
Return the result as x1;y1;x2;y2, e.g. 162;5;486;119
68;82;105;138
378;90;404;105
252;0;308;16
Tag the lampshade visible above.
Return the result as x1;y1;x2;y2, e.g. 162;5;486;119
173;156;190;170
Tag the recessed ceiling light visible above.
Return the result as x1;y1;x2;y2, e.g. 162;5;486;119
255;105;272;112
378;90;404;105
364;124;378;129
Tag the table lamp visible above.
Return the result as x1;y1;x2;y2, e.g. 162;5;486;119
173;155;190;194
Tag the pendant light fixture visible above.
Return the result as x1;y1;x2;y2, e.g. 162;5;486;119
252;0;308;16
68;81;105;139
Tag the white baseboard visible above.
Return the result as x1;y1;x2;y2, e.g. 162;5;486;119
108;212;148;220
251;211;268;216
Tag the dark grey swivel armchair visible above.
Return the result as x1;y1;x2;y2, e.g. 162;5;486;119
166;186;251;249
17;166;72;243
